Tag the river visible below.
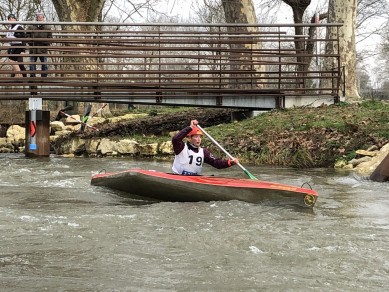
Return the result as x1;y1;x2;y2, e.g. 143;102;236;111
0;154;388;291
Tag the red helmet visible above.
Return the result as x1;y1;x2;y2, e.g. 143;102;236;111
188;127;203;137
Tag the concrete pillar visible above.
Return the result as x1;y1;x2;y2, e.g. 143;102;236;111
25;98;50;157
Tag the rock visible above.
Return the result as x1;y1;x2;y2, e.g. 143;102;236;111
50;121;65;132
0;137;13;153
355;150;378;157
354;143;389;176
0;137;8;146
88;117;107;126
367;145;379;151
50;135;58;142
65;125;79;131
98;138;116;155
6;125;25;143
334;159;347;169
115;139;139;155
159;141;174;154
65;115;81;125
349;156;371;167
55;137;85;155
138;143;158;156
108;113;147;124
55;130;72;136
343;164;354;170
0;147;12;153
85;138;101;154
370;152;389;182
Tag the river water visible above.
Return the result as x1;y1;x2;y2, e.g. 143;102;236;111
0;153;388;291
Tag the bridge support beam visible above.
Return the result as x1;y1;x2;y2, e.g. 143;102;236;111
25;98;50;157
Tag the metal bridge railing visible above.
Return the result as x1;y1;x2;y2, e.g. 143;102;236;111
0;22;341;107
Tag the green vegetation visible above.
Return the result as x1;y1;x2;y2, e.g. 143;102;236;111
78;100;389;168
199;101;389;168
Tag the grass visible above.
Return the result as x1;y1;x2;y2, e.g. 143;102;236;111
200;100;389;168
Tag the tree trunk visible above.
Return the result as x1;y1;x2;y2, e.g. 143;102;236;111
52;0;105;22
282;0;311;90
326;0;359;99
221;0;263;89
51;0;106;117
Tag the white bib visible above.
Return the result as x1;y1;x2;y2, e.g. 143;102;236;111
172;144;204;175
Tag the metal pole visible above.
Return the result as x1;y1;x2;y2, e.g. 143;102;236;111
28;97;42;151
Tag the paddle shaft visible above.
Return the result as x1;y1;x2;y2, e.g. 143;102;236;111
90;103;108;119
196;125;256;178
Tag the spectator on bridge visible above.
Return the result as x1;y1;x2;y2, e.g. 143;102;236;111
172;119;239;175
6;14;27;78
26;12;52;78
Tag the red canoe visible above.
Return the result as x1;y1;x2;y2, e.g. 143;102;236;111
91;169;318;207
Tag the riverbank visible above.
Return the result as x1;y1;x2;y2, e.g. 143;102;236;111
1;100;388;173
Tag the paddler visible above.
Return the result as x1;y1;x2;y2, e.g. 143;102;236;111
172;119;239;175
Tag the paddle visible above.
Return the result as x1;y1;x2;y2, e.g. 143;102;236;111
197;125;258;180
80;103;107;132
59;111;99;131
89;103;108;119
54;105;73;121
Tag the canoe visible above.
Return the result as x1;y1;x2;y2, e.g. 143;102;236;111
91;168;318;207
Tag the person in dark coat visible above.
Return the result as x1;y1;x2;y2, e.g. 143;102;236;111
6;14;26;77
26;12;52;77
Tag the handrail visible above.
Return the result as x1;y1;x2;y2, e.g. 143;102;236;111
0;22;341;108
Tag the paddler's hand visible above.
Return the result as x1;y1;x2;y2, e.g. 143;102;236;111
228;158;239;166
190;119;199;128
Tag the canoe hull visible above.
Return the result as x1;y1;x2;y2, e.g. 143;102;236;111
91;169;318;207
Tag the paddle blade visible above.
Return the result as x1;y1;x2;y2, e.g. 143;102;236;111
244;168;258;180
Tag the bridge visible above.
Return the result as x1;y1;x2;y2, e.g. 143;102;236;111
0;22;342;110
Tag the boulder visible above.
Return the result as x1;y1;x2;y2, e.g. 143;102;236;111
98;138;116;155
159;141;174;155
88;117;107;126
0;147;12;153
138;143;158;156
85;138;101;154
370;143;389;182
0;137;13;153
55;130;72;136
0;137;8;146
55;137;85;155
370;154;389;182
355;149;378;157
115;139;139;155
349;156;371;167
65;125;79;131
6;125;25;143
354;143;389;177
50;121;65;132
